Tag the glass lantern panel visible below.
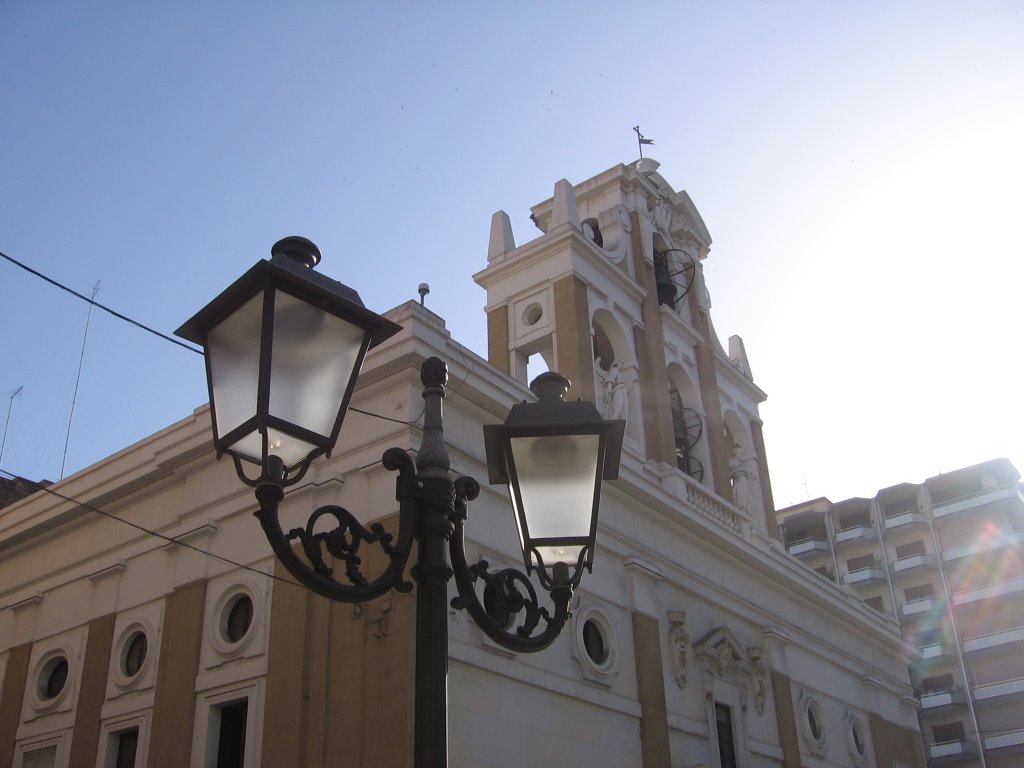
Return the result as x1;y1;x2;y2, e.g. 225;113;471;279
533;543;585;569
207;293;264;447
229;427;319;469
268;290;367;441
509;433;600;557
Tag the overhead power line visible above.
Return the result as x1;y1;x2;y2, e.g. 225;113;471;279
0;468;302;589
0;246;423;428
0;249;202;355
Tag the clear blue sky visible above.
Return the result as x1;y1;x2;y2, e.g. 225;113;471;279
2;2;1021;506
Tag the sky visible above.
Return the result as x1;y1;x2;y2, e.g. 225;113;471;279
1;2;1022;508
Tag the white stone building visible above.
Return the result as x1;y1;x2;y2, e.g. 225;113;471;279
0;160;924;768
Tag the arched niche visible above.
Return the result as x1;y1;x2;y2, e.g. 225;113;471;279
591;309;640;444
667;364;710;485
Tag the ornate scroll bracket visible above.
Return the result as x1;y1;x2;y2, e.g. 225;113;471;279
667;610;691;689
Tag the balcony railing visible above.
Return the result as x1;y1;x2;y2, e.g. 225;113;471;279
942;530;1024;562
915;642;958;663
786;537;831;559
973;675;1024;702
962;625;1024;653
926;738;977;763
835;524;878;547
883;510;927;530
898;596;946;621
953;574;1024;606
843;567;886;586
985;728;1024;752
890;553;937;578
919;688;967;710
931;483;1024;519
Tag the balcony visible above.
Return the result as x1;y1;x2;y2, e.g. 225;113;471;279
953;574;1024;606
931;484;1024;519
899;596;946;621
890;553;937;578
843;567;886;586
942;530;1024;562
919;688;967;711
835;524;878;548
786;537;831;559
926;739;978;765
985;728;1024;753
974;675;1024;703
962;625;1024;653
883;510;928;530
914;642;959;664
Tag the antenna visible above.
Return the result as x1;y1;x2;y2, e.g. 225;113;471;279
61;281;100;479
0;386;23;468
418;283;430;306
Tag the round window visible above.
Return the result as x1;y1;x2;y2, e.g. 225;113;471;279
522;304;543;326
808;705;821;741
849;715;868;761
224;594;254;643
39;656;69;701
122;631;148;677
582;619;607;664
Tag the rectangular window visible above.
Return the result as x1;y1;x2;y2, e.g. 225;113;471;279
212;699;248;768
884;498;918;516
864;595;885;612
715;703;738;768
915;629;944;647
904;583;936;602
895;540;926;559
838;512;871;530
847;553;876;572
113;729;139;768
22;747;56;768
930;479;982;505
932;721;966;744
922;673;955;693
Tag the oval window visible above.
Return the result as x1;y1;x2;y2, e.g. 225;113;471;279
122;631;147;677
582;619;607;664
40;657;69;701
224;594;254;643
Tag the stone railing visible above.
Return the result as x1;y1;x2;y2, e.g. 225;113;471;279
685;479;742;535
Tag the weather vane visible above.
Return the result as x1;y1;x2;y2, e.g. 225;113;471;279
633;126;654;158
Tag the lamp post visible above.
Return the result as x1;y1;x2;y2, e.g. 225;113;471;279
176;237;625;767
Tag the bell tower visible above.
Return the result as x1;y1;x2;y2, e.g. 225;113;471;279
475;159;776;532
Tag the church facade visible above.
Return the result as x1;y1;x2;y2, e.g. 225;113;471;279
0;160;924;767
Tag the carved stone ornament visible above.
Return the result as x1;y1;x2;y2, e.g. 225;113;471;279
748;646;768;715
693;626;752;689
667;610;691;689
654;195;674;240
715;639;735;674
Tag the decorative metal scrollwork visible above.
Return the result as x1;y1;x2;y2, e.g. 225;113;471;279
287;505;409;591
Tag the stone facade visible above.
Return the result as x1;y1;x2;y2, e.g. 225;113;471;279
0;160;924;768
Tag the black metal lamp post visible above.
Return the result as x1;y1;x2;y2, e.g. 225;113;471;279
177;237;625;768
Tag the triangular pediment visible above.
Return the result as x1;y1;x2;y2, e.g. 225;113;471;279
693;626;749;675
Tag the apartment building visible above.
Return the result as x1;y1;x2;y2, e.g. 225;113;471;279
777;459;1024;767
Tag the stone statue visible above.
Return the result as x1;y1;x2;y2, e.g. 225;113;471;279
597;359;629;422
729;447;758;513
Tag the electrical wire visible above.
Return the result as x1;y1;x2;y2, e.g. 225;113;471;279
0;249;203;355
0;468;304;590
1;248;425;427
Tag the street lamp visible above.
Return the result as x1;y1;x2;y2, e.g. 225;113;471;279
176;237;625;768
